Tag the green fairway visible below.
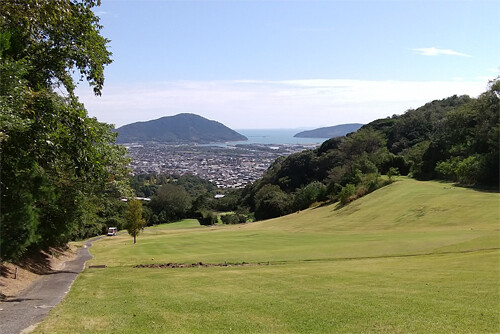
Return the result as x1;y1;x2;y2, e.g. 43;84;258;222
33;178;500;333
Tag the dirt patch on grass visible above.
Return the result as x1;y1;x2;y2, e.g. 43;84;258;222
134;261;269;269
0;245;77;301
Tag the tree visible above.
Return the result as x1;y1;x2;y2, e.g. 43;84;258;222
150;184;191;223
196;210;218;226
293;181;327;211
125;199;145;244
0;0;129;261
0;0;112;96
254;185;292;220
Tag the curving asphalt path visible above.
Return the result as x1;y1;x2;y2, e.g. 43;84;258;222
0;237;102;334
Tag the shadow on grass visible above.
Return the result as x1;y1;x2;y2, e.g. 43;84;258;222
424;179;499;193
453;183;499;193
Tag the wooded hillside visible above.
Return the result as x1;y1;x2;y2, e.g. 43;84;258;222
239;80;499;220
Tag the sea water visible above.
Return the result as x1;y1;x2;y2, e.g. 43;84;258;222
231;129;329;145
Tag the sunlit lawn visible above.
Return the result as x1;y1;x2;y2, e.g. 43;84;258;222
33;179;500;333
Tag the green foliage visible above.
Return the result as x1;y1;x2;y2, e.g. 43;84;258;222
0;0;112;96
387;167;400;180
125;199;145;244
402;140;431;178
428;80;499;186
209;190;241;212
0;1;131;261
292;181;327;211
437;155;487;185
220;213;247;225
338;184;356;205
254;185;293;220
196;211;218;226
129;173;223;224
149;183;191;224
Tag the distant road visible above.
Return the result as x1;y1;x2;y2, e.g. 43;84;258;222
0;237;102;334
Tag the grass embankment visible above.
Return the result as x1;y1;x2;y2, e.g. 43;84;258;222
33;178;499;333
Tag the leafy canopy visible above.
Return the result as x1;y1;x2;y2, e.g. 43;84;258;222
1;0;129;261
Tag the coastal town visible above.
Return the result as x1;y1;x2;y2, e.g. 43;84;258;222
126;142;320;188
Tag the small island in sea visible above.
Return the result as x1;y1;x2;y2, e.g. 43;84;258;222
294;123;363;138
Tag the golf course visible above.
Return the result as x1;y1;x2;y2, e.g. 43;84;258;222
32;178;499;333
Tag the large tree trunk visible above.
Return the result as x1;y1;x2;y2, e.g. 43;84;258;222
134;235;136;244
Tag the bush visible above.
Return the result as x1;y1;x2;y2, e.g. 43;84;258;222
435;155;486;185
338;184;356;205
220;213;247;225
387;167;400;180
456;155;485;185
196;211;218;226
292;181;327;211
355;185;368;198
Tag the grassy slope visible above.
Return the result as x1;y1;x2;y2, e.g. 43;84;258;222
33;178;499;334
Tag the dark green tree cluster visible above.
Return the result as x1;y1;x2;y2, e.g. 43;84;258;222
1;0;131;261
431;81;499;185
130;173;238;225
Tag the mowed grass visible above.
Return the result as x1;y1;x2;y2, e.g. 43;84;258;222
33;178;500;333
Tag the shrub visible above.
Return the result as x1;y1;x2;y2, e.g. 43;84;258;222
221;213;247;225
293;181;327;211
387;167;400;180
196;211;218;226
338;184;356;205
355;185;368;198
456;155;486;185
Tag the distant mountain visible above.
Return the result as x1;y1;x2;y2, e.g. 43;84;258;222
116;113;248;143
293;123;363;138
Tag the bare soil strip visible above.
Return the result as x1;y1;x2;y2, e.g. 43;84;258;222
133;248;499;270
134;261;261;269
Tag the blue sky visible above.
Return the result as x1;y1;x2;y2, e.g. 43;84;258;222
77;0;500;129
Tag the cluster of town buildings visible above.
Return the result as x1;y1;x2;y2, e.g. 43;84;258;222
125;143;318;188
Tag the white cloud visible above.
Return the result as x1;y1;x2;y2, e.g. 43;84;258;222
76;79;488;129
412;47;472;58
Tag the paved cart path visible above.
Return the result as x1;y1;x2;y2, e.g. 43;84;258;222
0;237;102;334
